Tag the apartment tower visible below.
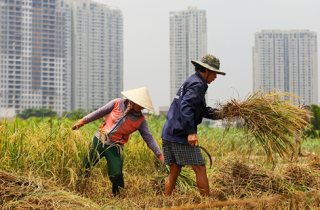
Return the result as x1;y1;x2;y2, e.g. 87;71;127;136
253;30;318;105
71;0;123;111
0;0;123;114
170;6;207;102
0;0;71;114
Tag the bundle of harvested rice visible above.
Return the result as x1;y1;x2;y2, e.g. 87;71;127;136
308;156;320;171
283;164;317;189
0;170;100;209
211;159;320;201
219;90;310;167
0;171;42;204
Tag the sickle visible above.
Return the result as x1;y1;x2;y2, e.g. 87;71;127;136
199;145;213;169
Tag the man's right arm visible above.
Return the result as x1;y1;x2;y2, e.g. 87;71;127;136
180;83;204;147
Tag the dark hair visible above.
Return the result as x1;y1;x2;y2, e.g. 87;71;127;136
194;64;207;73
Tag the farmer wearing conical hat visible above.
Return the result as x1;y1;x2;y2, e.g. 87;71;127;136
72;87;164;196
162;54;238;196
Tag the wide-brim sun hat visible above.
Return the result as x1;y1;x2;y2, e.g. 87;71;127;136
191;54;226;76
121;87;155;112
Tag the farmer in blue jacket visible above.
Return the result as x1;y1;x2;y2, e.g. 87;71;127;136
162;54;237;196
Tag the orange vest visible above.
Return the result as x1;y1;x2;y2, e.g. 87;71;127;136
99;99;145;144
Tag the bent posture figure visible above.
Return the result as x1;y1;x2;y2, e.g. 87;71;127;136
73;87;164;196
162;54;237;196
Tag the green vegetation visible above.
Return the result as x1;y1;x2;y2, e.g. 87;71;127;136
17;107;57;119
305;104;320;138
62;109;90;120
1;115;320;209
17;108;96;120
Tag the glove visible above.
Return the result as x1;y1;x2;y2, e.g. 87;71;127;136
72;118;87;130
158;154;165;166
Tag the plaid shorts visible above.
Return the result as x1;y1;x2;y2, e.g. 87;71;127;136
162;140;205;166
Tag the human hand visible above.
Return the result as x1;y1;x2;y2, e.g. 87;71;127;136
233;109;239;117
158;154;165;166
72;119;86;130
188;134;198;148
72;123;82;130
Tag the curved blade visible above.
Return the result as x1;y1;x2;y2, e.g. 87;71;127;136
199;146;213;169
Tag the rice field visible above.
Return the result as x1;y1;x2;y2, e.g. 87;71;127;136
1;115;320;209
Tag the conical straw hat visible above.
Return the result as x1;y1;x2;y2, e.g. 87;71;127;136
121;87;154;112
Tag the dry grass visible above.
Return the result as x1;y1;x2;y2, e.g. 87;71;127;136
2;156;320;209
154;193;320;210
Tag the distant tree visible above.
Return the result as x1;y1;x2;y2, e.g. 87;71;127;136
17;108;57;119
62;109;87;120
63;107;106;121
305;104;320;138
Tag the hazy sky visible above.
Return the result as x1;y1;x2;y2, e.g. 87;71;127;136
97;0;320;111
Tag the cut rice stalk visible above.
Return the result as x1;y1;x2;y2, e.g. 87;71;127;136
217;90;310;168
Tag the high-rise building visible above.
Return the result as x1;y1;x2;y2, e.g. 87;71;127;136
0;0;71;114
169;6;207;102
253;30;318;105
59;0;72;112
70;0;123;111
0;0;123;114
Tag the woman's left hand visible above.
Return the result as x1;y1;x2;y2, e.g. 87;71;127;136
72;122;84;130
158;154;165;166
72;119;87;130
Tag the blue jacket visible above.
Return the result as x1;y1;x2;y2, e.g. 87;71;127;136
161;72;221;145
